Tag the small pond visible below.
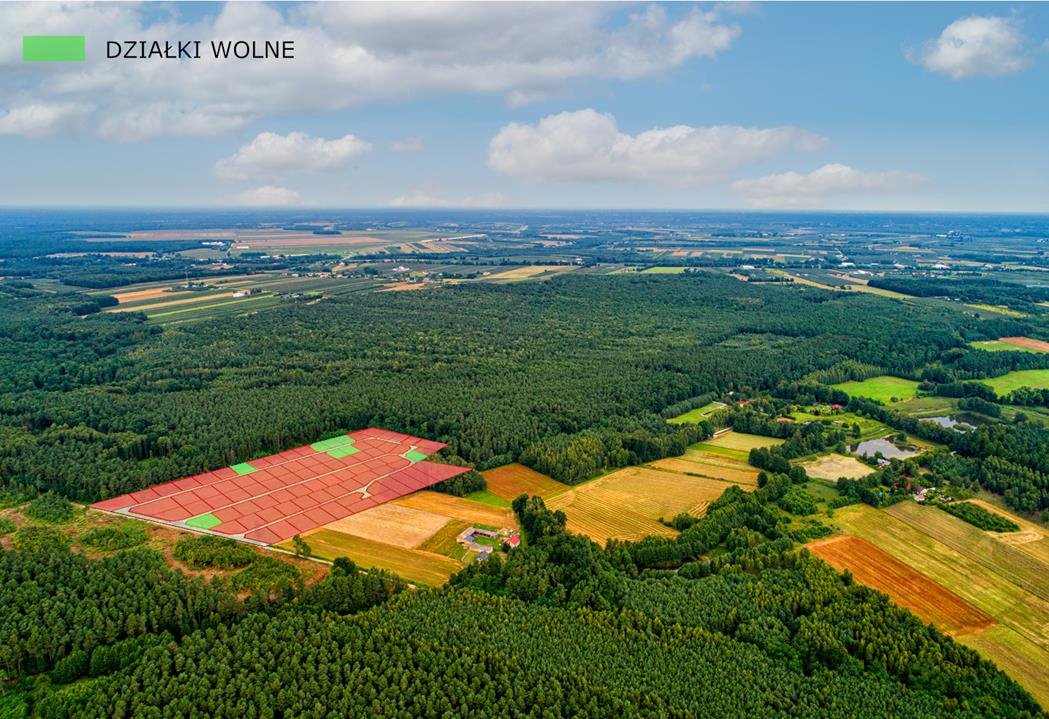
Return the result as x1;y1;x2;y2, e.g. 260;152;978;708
850;437;919;460
923;415;976;432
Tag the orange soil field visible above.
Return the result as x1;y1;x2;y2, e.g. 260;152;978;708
393;491;517;529
320;504;451;549
112;287;196;303
809;535;995;636
1001;336;1049;353
481;463;566;500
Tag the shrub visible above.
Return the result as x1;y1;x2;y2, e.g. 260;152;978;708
13;526;70;552
24;492;75;523
173;535;255;569
0;517;15;536
80;525;148;552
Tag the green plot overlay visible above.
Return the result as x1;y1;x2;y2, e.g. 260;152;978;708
186;513;222;530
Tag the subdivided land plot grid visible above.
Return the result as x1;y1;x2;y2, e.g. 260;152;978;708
91;428;468;544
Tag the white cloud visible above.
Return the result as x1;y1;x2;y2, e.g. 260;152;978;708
487;109;826;185
911;16;1030;79
0;2;743;141
390;136;425;153
0;103;92;138
214;131;372;182
389;184;505;208
220;185;306;207
730;163;925;208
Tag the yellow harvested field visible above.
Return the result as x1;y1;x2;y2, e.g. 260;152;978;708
481;463;566;500
703;431;783;452
320;504;451;549
393;491;517;529
799;453;875;481
107;292;234;313
647;456;759;486
487;265;577;281
546;465;749;544
295;529;461;586
381;282;434;292
831;503;1049;706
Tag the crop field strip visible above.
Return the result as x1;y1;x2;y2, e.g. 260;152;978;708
393;492;517;529
831;503;1049;705
967;499;1049;565
282;529;461;586
883;502;1049;602
546;459;757;544
808;535;995;635
481;463;567;500
92;428;466;545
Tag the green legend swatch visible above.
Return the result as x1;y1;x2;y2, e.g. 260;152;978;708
23;36;86;62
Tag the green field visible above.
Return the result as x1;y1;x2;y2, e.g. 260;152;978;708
831;375;919;403
971;340;1041;353
640;266;686;274
667;401;727;424
980;369;1049;396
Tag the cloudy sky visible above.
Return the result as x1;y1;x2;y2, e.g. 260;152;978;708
2;1;1048;211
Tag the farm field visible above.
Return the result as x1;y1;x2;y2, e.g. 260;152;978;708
831;375;920;403
280;529;460;586
790;408;893;440
971;339;1045;353
102;274;385;324
798;453;874;481
393;491;517;529
692;431;782;461
966;498;1049;565
320;504;450;549
546;458;755;544
965;303;1027;318
667;401;727;424
485;265;578;282
828;503;1049;705
640;266;686;274
980;369;1049;396
808;535;994;635
481;463;566;501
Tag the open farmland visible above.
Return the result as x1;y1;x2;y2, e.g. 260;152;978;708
692;430;783;461
546;459;756;544
281;529;460;586
808;535;995;635
831;375;920;403
481;463;566;501
485;265;578;282
971;337;1049;353
393;491;517;529
829;503;1049;705
968;499;1049;566
980;369;1049;396
667;401;727;424
320;504;450;549
798;453;874;481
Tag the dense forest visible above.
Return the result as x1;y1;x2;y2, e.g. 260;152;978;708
1;274;982;501
2;481;1042;718
868;276;1049;313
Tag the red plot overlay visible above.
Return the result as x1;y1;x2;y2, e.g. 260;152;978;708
91;428;468;545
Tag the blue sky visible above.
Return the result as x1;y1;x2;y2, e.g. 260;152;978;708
1;1;1047;211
